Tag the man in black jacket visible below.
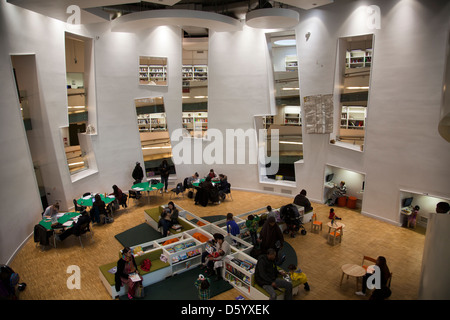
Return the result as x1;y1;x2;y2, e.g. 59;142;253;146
132;162;144;184
255;248;292;300
56;210;91;241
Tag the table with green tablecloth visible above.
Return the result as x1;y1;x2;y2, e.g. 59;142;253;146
191;179;220;187
77;193;115;207
39;212;80;230
131;181;164;203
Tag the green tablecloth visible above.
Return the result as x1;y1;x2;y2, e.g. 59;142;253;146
131;181;164;192
77;193;115;207
192;179;220;187
39;212;80;230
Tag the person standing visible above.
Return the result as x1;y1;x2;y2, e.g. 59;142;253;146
258;216;284;264
159;159;170;193
132;162;144;184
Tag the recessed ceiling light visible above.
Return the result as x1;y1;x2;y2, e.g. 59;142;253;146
274;39;296;46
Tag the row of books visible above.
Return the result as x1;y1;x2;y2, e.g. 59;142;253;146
172;249;201;263
166;241;197;254
231;258;255;272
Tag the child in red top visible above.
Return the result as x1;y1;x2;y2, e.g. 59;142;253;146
328;208;342;220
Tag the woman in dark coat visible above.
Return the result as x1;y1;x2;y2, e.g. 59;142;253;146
115;247;143;300
258;216;284;258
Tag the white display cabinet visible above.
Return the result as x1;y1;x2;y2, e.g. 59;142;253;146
160;234;204;275
224;252;258;298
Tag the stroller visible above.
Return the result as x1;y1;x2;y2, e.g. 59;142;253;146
280;204;307;238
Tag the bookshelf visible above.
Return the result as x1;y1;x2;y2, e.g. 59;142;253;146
137;113;167;132
346;49;372;69
340;106;366;129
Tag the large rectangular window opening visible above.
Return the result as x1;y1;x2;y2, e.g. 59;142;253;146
135;97;176;179
258;30;302;183
182;30;208;138
334;34;374;151
64;33;93;175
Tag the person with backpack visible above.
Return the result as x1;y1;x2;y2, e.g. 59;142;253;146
132;162;144;184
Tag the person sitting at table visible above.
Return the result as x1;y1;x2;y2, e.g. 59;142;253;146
328;208;342;220
90;194;107;224
327;181;347;206
217;174;230;202
293;189;313;213
356;256;391;300
115;247;143;300
185;172;199;189
43;203;59;219
111;185;127;209
207;169;217;179
56;210;91;242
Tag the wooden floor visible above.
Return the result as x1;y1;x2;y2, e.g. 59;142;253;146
10;189;425;300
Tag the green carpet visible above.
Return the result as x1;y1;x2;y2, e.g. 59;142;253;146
119;266;233;300
114;215;298;300
114;223;162;248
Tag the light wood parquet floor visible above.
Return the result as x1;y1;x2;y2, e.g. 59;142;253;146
10;189;425;300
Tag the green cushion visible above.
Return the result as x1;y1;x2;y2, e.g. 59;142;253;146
99;249;170;287
252;270;302;297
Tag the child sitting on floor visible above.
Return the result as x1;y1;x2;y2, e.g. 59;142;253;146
328;208;342;220
288;264;310;291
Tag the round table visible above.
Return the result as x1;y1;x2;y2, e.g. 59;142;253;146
192;179;220;187
340;264;367;290
131;181;164;192
131;181;164;203
327;221;345;232
77;193;115;207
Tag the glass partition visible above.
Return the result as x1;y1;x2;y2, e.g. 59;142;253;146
139;56;168;86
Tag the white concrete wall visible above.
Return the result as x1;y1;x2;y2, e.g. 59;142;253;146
295;0;450;225
0;0;449;270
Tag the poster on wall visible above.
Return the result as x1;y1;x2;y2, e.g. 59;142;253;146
304;94;333;134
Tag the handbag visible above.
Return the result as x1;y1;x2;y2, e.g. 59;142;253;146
134;283;144;298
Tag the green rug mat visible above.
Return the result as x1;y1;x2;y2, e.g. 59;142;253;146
114;223;162;248
114;215;227;248
119;266;233;300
